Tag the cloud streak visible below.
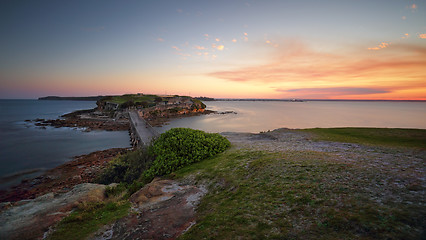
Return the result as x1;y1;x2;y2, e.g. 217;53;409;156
368;42;390;50
208;40;426;99
276;87;391;98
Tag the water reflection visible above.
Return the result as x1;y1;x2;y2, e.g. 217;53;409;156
155;101;426;133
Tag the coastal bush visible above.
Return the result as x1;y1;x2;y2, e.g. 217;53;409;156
97;147;154;184
142;128;230;181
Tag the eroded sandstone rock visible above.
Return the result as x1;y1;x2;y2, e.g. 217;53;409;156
92;179;207;240
0;183;107;240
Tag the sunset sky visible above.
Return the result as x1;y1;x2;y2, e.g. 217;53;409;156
1;0;425;100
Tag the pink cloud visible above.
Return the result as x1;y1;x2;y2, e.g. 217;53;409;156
208;40;426;96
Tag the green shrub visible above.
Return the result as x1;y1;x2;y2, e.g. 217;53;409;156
143;128;230;181
97;147;154;184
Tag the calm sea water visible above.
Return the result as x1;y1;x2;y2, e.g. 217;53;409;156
156;101;426;133
0;100;130;189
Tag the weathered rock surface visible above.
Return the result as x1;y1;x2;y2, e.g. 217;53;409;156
0;183;107;240
0;148;127;203
92;179;207;240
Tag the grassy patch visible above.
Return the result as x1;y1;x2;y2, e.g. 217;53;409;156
301;128;426;149
109;94;157;105
47;201;130;240
176;148;424;240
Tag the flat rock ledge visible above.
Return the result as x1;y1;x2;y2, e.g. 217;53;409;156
0;183;107;240
92;179;207;240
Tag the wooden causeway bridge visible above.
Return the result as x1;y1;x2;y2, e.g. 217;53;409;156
128;110;159;147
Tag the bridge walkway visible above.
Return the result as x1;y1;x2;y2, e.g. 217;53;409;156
128;110;159;146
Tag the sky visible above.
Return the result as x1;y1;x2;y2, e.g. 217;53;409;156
1;0;425;100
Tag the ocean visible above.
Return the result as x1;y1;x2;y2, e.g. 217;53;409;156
155;100;426;133
0;100;130;189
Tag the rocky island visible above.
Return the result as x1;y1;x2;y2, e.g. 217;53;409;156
32;94;212;131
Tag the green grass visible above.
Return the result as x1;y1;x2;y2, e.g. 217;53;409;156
301;128;426;149
174;148;424;240
47;201;130;240
109;94;157;105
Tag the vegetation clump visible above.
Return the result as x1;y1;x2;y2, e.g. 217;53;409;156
96;147;154;185
143;128;230;181
98;128;230;186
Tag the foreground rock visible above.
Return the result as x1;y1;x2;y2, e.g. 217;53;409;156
92;179;207;240
0;183;107;240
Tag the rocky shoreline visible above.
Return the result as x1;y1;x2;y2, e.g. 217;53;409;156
29;108;130;131
0;148;129;204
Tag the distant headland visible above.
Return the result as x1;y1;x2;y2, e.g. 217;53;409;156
38;96;105;101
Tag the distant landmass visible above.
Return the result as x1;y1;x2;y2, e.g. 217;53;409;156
39;96;425;102
38;96;105;101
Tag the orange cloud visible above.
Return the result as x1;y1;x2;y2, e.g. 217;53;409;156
209;40;426;99
232;38;237;43
368;42;390;50
243;32;248;42
211;44;224;51
172;46;182;51
418;33;426;39
265;40;279;48
401;33;409;39
194;45;206;50
157;37;165;42
215;38;220;42
410;3;417;9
